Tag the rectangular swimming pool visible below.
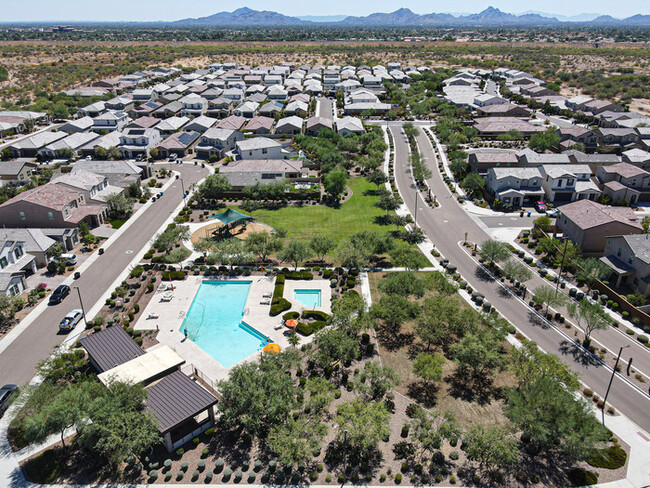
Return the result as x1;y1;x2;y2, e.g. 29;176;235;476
180;281;269;368
294;289;322;308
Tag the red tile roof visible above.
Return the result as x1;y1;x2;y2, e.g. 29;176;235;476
0;183;79;211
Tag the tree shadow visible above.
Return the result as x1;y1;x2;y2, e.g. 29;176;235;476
497;286;513;299
407;380;439;408
447;371;500;406
375;325;414;351
474;266;495;283
373;214;393;226
527;311;550;330
558;340;601;367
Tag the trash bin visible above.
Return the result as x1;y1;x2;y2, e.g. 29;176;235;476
98;248;104;255
527;211;531;217
520;211;524;217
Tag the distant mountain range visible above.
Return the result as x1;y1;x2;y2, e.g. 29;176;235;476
173;6;650;27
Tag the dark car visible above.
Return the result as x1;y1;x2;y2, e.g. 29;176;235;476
0;384;18;418
49;284;70;304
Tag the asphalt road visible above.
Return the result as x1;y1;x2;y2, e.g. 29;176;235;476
0;163;209;387
386;121;650;432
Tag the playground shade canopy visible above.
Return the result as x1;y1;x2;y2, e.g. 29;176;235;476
211;208;253;226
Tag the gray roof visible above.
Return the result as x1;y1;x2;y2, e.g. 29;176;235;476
80;326;144;373
617;234;650;265
0;228;55;253
145;371;218;433
0;160;35;176
72;160;143;175
236;137;281;151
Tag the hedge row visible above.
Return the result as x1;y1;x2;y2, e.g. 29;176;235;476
297;320;326;336
270;299;291;317
301;310;331;322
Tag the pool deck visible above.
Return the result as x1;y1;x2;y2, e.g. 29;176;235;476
284;279;332;313
134;274;331;383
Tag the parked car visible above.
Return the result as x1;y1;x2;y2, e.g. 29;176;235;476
59;309;83;332
52;253;78;266
546;208;559;218
535;201;547;212
168;153;177;161
0;384;18;418
49;284;71;304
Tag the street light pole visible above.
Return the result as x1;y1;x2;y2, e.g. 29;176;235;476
602;345;630;425
180;178;186;205
413;185;419;226
555;238;569;295
342;429;348;482
74;286;88;326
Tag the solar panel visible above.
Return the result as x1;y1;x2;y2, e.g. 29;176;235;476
178;132;197;145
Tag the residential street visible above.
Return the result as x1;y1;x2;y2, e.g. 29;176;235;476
0;163;209;387
386;121;650;432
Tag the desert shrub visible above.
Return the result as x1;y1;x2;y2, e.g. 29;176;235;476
567;468;598;486
587;444;627;469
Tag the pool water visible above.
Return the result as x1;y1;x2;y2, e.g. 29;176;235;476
294;289;322;308
181;281;269;368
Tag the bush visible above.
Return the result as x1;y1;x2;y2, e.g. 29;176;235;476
449;451;459;460
176;471;185;481
283;311;300;321
198;460;206;470
301;310;331;321
310;471;318;481
395;473;403;484
297;320;326;336
449;475;457;484
168;270;186;280
223;468;233;480
567;468;598;486
270;299;292;316
638;335;649;344
181;461;189;471
587;444;627;469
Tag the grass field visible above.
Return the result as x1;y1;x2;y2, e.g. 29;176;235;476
233;177;393;243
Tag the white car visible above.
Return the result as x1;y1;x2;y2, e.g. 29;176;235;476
546;209;559;218
59;309;83;332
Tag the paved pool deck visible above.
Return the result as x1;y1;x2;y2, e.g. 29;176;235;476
134;274;331;383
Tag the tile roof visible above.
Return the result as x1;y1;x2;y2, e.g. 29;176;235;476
559;200;641;231
158;131;200;150
600;162;649;179
0;182;79;211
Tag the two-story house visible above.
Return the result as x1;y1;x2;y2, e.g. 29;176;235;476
485;167;543;207
52;170;123;204
179;94;208;117
118;127;162;159
0;161;37;186
0;182;108;229
597;162;650;204
0;238;37;296
235;137;283;160
540;164;600;202
601;234;650;295
91;111;130;133
195;128;244;160
219;159;306;191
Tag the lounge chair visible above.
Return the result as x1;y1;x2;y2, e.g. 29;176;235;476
160;292;174;302
260;298;271;305
158;283;170;292
262;292;272;298
146;312;160;320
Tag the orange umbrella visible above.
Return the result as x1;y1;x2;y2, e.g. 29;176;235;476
285;319;298;329
263;343;281;354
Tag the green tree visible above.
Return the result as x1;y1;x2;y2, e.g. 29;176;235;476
479;239;511;265
532;216;552;236
642;216;650;234
105;193;133;220
324;170;348;200
460;172;486;198
375;191;401;216
354;361;400;401
451;329;507;382
413;352;445;385
567;299;612;343
217;354;296;439
510;340;580;391
378;271;425;298
198;174;232;200
153;225;190;255
577;258;611;291
244;231;283;263
334;399;390;461
51;103;69;120
388;242;423;271
278;240;312;271
313;327;359;369
212;238;253;269
502;258;533;283
533;285;568;316
464;425;520;472
370;295;419;332
309;234;336;263
268;416;328;468
528;127;561;152
366;170;387;189
415;295;463;350
505;377;607;461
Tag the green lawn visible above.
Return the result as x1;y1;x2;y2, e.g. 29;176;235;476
110;218;128;229
233;177;392;243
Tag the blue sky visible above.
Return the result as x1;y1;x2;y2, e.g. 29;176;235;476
2;1;647;22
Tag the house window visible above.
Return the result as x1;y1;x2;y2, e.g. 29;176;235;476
48;211;54;221
629;256;634;264
262;148;267;154
617;247;622;257
0;257;7;269
19;211;25;221
14;247;22;259
8;283;20;296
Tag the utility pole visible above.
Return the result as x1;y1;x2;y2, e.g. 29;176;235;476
74;286;88;326
602;345;630;425
555;238;569;295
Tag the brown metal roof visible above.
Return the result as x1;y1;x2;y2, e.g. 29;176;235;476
80;326;145;372
145;371;218;433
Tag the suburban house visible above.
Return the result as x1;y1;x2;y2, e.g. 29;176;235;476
485;167;544;207
468;151;520;175
0;161;37;186
38;132;100;159
242;116;274;135
155;116;189;136
232;101;259;119
474;118;545;139
556;199;642;253
91;111;130;132
623;148;650;170
127;116;160;130
0;182;108;229
564;151;621;173
195;128;244;160
77;101;106;118
52;170;122;204
557;127;598;147
258;102;283;118
8;131;67;158
156;131;201;159
118;128;162;159
60;116;94;134
184;115;217;133
473;94;507;107
518;149;570;166
152;101;183;119
601;234;650;295
595;128;641;148
305;116;333;136
130;101;163;119
235;138;284;160
583;99;624;115
216;115;247;131
275;116;303;136
284;100;308;117
206;98;233;118
337;116;364;136
596;163;650;204
179;94;208;117
540;165;600;202
78;131;122;159
80;327;218;452
219;159;306;190
0;237;37;297
105;95;135;112
0;228;58;268
476;103;530;117
72;160;145;188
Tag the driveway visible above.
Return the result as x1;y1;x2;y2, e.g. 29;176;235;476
0;163;209;386
385;121;650;432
